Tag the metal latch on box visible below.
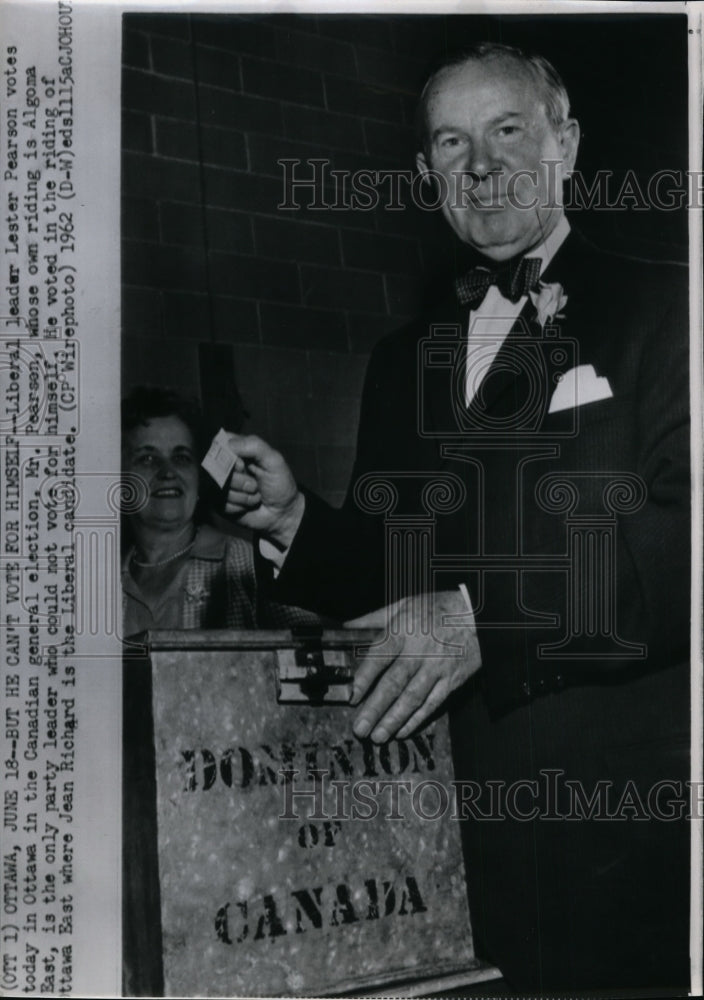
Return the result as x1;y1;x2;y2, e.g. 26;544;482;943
276;627;354;704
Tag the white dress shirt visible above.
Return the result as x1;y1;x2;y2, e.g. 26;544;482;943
464;216;570;405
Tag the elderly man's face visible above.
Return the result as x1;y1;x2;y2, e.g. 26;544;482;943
417;57;579;261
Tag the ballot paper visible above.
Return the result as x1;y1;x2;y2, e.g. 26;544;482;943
201;428;240;488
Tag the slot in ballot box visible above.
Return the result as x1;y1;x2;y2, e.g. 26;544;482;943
123;629;501;997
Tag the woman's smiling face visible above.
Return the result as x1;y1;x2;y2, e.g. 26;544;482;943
124;415;199;533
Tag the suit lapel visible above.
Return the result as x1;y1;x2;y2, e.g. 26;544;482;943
420;293;471;443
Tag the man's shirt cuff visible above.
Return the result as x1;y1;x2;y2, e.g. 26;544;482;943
258;537;288;577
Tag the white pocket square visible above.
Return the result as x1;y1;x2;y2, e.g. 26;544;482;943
548;364;613;414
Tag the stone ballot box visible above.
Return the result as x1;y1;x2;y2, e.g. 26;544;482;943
123;629;499;997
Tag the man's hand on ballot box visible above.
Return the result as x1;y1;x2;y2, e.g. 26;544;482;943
216;431;481;743
347;591;482;743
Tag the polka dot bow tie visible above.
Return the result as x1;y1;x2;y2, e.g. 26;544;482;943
455;256;542;306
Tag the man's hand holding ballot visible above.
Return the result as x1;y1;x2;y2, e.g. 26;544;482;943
213;430;480;742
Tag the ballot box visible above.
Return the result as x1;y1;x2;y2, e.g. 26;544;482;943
123;630;500;997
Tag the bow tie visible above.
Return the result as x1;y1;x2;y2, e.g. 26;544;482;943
455;256;542;307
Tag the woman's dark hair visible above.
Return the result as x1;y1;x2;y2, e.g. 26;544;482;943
121;385;208;457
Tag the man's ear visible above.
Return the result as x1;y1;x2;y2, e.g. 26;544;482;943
416;150;430;178
560;118;580;175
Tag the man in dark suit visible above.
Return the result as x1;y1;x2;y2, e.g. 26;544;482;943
224;43;690;991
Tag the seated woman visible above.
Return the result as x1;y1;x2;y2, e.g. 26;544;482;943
121;385;317;635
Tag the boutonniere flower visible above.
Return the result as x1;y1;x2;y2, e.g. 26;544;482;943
529;282;568;328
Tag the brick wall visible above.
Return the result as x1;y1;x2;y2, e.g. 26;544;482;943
121;13;688;505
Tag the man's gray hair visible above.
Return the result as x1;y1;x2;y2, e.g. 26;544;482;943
417;42;571;156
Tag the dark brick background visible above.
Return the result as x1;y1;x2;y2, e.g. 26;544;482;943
122;12;688;505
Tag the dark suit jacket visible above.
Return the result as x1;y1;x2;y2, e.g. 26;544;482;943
276;231;689;706
272;230;691;988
